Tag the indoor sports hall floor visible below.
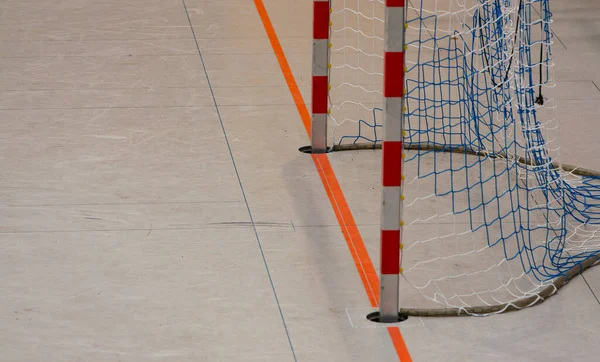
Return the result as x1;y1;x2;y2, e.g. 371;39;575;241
1;0;599;361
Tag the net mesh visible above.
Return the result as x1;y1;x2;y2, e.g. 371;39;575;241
328;0;600;315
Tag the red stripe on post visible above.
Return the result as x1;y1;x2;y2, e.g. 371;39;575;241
386;0;406;6
312;76;328;114
382;141;402;187
313;2;330;39
381;229;401;274
384;52;405;97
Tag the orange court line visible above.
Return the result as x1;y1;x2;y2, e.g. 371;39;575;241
252;1;412;361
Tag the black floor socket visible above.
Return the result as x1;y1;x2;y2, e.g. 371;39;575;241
366;311;409;323
298;145;329;154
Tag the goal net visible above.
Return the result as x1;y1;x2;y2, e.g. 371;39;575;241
326;0;600;315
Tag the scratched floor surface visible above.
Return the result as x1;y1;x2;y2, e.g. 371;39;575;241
1;1;599;361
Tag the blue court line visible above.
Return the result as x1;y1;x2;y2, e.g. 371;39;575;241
180;1;298;361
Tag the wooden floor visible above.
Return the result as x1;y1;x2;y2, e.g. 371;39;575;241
1;1;599;361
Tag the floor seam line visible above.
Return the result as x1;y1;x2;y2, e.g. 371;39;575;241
180;1;298;361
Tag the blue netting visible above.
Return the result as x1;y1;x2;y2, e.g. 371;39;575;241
334;0;600;287
336;107;383;146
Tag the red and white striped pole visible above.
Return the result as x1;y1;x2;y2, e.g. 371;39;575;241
311;0;331;153
379;0;406;322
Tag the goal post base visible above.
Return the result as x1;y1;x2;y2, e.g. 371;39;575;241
366;311;409;324
298;145;330;154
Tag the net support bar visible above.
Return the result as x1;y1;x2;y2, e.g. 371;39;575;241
379;0;406;323
311;0;330;153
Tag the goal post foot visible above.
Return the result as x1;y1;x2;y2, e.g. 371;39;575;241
366;311;409;324
298;145;329;154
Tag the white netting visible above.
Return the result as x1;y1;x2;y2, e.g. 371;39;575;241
328;0;600;315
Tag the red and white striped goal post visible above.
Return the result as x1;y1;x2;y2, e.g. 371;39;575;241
311;0;406;322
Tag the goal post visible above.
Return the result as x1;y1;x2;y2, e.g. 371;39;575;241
379;0;407;323
311;0;331;154
311;0;407;322
312;0;600;319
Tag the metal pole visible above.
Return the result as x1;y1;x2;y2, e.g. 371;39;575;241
311;0;331;153
379;0;406;323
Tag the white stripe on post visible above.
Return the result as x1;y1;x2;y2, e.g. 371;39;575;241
384;98;403;142
313;39;329;77
311;0;331;153
379;0;406;323
381;187;402;230
385;6;405;52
